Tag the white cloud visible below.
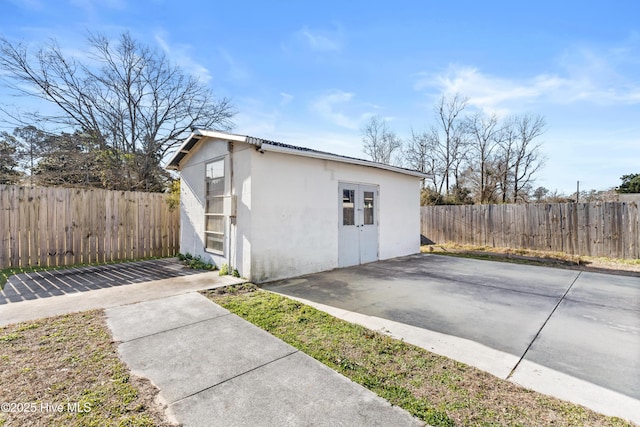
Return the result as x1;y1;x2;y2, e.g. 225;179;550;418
279;92;294;106
416;45;640;115
295;25;343;52
154;31;212;83
217;48;250;85
311;90;359;129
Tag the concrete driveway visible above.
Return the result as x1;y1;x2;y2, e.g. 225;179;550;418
263;253;640;423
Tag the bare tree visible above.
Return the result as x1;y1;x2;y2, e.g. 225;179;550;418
430;93;469;195
464;111;501;203
0;32;234;191
361;115;402;165
495;121;515;203
404;128;439;189
506;114;547;202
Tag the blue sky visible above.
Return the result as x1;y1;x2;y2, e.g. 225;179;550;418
1;0;639;194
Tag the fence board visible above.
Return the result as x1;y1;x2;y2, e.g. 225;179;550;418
9;186;19;266
421;202;640;259
0;184;180;269
0;188;8;267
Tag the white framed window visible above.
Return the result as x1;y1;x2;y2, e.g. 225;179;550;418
205;159;225;254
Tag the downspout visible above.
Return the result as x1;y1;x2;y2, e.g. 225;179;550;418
228;141;235;273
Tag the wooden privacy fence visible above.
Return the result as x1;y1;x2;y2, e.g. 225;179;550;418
421;202;640;259
0;185;180;269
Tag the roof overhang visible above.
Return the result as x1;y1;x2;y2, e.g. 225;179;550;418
166;129;431;179
166;130;245;170
255;141;429;178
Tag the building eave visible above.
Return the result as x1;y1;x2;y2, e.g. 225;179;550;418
165;129;431;179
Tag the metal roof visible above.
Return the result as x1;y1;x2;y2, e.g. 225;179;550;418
166;129;430;178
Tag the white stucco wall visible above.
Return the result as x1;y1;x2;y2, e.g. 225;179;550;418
376;172;421;260
248;150;421;282
249;151;338;282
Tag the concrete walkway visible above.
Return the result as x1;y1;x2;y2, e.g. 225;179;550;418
0;266;423;427
106;293;422;426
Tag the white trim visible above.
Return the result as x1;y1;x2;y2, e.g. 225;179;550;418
258;143;429;178
194;129;247;142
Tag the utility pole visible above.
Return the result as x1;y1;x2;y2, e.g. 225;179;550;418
576;180;580;203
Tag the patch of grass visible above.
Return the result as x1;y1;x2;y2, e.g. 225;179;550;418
216;263;242;278
218;263;229;276
203;287;633;427
177;252;216;270
0;311;175;426
421;243;640;274
0;256;167;290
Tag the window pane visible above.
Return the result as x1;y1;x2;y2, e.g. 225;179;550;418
364;191;374;225
205;233;223;252
206;177;225;197
206;197;224;214
206;160;224;179
205;158;225;254
205;215;224;233
342;189;355;226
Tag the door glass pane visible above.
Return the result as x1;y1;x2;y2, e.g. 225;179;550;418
205;215;224;233
205;160;224;179
206;197;224;214
206;177;225;197
204;158;225;254
363;191;374;225
342;189;355;225
205;233;224;252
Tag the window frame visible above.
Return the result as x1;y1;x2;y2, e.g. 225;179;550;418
204;158;226;255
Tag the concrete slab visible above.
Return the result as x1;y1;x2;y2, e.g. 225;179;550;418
523;271;640;400
265;254;580;356
112;313;297;403
106;292;230;342
170;351;422;427
263;254;640;424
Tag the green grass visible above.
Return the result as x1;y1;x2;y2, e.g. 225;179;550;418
0;311;174;426
176;252;216;270
204;285;633;427
421;243;640;272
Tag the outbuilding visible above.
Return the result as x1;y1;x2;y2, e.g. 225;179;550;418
166;129;427;283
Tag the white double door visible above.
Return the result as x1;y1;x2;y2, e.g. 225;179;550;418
338;182;379;267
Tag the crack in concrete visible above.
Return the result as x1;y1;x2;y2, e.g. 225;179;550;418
507;271;582;379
